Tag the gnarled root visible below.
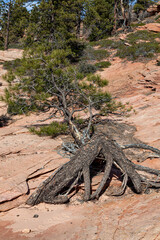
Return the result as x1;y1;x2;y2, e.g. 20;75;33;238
26;134;160;205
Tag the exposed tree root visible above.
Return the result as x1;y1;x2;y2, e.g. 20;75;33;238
26;133;160;206
122;143;160;156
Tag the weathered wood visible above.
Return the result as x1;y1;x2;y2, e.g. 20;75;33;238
26;133;160;205
26;133;103;205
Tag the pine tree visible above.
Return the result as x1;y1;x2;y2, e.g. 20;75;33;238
24;0;85;60
84;0;115;41
2;0;120;144
0;0;29;49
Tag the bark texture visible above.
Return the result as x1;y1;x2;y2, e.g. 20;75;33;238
26;133;160;205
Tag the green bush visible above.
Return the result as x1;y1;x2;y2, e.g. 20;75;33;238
133;3;145;14
92;49;109;60
130;23;145;28
155;15;160;23
95;61;111;69
83;46;110;61
1;87;45;115
3;59;22;71
127;30;160;44
89;39;124;50
116;41;160;61
89;39;112;48
111;41;125;49
155;15;160;20
78;62;97;75
87;74;108;87
98;39;113;48
29;121;68;137
8;43;24;50
89;41;101;47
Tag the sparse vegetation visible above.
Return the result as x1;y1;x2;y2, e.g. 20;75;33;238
155;15;160;23
87;29;160;62
78;62;97;75
97;39;113;48
91;49;110;61
95;61;111;69
89;39;124;50
1;0;160;207
127;30;160;44
29;122;68;137
2;59;22;71
83;46;110;61
116;41;160;60
130;22;145;28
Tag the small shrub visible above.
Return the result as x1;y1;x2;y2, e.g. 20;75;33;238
155;15;160;21
78;62;97;75
133;3;145;14
111;40;125;49
127;30;160;44
83;46;110;61
95;61;111;69
89;39;125;50
92;49;109;60
89;39;113;49
116;41;160;60
130;23;145;28
89;41;100;47
1;88;43;115
29;121;68;137
8;43;24;50
99;39;113;48
3;59;22;71
87;74;108;87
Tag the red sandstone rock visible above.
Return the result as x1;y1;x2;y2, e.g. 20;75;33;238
0;45;160;240
137;23;160;32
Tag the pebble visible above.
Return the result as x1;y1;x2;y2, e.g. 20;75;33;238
22;229;31;234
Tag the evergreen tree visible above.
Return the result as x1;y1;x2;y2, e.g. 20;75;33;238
24;0;85;61
84;0;115;41
0;0;29;49
2;0;121;144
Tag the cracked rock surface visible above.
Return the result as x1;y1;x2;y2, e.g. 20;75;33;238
0;49;160;239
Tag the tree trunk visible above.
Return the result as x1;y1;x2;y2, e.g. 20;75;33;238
68;120;83;146
4;0;11;50
76;15;81;38
113;0;118;33
26;133;160;206
120;0;127;28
